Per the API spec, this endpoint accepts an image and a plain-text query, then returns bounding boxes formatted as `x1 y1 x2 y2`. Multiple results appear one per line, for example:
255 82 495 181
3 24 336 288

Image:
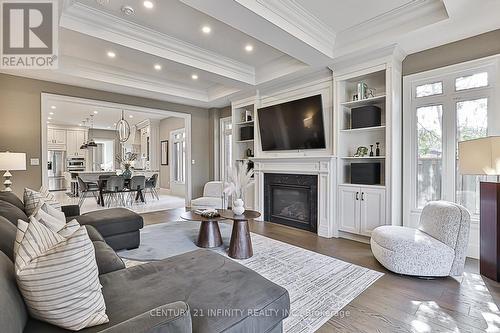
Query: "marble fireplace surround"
252 157 337 238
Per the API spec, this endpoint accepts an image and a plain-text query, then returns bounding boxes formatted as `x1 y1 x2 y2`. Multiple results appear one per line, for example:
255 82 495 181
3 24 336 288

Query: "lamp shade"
458 136 500 175
0 152 26 171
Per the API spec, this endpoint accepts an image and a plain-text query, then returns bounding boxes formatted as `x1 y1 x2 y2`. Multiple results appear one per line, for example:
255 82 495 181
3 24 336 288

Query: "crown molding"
329 44 407 74
335 0 448 49
247 0 336 58
256 55 308 85
60 2 256 85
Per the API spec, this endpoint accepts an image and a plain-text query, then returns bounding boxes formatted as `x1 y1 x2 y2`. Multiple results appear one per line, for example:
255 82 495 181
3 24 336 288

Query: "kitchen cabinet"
66 130 87 157
47 128 67 150
140 127 150 161
338 185 386 236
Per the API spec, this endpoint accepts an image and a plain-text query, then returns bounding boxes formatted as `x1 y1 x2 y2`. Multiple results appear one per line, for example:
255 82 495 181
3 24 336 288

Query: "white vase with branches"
224 160 254 215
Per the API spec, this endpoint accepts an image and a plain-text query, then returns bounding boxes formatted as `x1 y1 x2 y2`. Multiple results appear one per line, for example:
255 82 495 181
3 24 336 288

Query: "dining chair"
127 176 146 205
145 174 159 200
77 177 99 207
105 175 126 207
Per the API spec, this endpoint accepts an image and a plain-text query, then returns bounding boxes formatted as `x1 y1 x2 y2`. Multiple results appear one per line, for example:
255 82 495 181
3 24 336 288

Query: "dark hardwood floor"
141 208 500 332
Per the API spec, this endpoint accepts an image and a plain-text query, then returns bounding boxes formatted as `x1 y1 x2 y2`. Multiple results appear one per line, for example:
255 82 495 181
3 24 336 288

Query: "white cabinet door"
76 131 86 156
66 130 77 156
360 187 386 236
47 128 54 144
53 129 66 144
338 186 360 234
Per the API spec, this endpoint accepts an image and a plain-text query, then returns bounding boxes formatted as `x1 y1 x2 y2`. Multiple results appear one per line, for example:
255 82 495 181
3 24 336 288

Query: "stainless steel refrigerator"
48 150 66 191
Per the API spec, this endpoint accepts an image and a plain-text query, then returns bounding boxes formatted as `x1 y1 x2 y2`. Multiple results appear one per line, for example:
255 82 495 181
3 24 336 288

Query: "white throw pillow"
14 217 109 331
33 201 66 233
23 187 61 216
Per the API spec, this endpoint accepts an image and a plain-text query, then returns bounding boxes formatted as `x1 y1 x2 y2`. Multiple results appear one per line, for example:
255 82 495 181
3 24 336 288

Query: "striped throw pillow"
14 217 109 331
23 187 61 216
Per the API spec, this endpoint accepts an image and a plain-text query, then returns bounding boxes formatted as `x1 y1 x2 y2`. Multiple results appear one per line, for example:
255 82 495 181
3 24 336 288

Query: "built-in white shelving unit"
230 96 258 209
332 49 403 242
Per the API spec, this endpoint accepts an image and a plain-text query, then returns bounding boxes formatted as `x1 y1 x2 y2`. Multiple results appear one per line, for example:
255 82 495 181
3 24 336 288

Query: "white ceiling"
46 99 168 130
294 0 413 32
2 0 500 108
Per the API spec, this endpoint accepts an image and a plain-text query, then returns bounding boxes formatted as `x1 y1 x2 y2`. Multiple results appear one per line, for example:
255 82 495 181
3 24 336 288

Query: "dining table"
96 176 145 207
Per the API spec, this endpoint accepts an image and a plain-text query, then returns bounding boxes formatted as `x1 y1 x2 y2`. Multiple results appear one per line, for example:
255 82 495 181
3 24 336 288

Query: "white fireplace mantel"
252 156 338 238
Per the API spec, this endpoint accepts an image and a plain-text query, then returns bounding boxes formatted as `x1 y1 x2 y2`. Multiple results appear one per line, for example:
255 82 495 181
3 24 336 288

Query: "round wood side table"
219 209 261 259
180 210 225 248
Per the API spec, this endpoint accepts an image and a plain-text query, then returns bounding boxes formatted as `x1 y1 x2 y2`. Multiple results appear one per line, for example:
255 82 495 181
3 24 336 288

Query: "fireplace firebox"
264 173 318 232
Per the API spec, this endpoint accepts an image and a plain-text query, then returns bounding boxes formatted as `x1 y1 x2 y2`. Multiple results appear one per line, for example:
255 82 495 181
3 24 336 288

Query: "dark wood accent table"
180 211 224 248
219 210 261 259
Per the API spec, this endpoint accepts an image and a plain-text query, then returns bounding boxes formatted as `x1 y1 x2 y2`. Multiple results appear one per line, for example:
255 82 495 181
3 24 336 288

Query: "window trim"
170 128 186 185
219 116 232 182
403 55 499 228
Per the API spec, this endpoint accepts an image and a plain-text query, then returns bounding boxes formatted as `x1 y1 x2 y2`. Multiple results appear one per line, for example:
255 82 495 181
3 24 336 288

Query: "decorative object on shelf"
351 105 381 129
195 208 220 219
458 136 500 281
161 140 168 165
86 114 97 148
352 94 358 101
376 142 381 156
224 160 254 216
245 110 253 122
369 145 374 157
357 82 368 100
351 162 381 185
240 125 254 141
353 146 368 157
367 88 376 99
246 148 253 158
115 152 137 180
0 152 26 192
116 110 131 143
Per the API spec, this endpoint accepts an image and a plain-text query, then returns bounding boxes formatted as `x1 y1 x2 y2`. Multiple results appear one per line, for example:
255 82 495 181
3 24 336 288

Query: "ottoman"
70 208 143 251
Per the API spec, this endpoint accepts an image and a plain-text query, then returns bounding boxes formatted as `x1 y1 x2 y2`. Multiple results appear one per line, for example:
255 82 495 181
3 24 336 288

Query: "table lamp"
458 136 500 281
0 152 27 192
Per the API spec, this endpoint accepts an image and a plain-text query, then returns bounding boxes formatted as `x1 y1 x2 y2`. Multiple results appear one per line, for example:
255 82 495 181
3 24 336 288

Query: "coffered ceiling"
2 0 500 108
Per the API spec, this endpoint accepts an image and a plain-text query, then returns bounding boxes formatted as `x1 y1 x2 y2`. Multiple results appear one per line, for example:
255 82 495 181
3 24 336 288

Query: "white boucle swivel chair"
190 181 226 210
371 201 471 277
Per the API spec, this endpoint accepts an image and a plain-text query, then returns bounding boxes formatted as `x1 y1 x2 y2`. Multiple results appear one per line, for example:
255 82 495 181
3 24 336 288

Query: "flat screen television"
257 94 326 151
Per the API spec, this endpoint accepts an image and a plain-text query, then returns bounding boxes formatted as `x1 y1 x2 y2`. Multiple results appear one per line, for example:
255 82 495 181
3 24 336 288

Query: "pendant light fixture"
87 114 97 148
116 110 131 143
79 119 88 149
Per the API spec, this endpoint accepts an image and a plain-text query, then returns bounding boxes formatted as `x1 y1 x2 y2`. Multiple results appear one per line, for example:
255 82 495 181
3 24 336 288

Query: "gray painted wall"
403 29 500 75
0 73 211 198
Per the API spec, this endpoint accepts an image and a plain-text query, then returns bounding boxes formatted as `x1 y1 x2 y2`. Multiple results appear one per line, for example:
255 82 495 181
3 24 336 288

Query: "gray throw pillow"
0 192 24 211
0 201 28 226
0 216 16 261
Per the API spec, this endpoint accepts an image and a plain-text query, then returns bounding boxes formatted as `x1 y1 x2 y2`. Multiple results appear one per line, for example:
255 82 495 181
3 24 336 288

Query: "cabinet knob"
361 192 365 201
355 192 359 200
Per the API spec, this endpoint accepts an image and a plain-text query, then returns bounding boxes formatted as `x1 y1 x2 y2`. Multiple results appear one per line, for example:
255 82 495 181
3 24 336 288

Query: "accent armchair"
370 201 471 277
190 181 226 210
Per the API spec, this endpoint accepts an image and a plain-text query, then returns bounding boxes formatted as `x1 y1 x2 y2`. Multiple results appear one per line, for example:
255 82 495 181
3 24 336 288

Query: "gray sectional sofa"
0 192 290 333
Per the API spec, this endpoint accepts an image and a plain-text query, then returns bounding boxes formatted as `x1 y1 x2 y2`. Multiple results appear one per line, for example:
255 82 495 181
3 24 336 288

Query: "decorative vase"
232 198 245 215
122 165 132 180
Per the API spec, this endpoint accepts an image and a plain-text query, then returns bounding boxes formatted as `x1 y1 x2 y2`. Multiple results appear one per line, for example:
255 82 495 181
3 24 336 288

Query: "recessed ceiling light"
107 126 111 129
47 117 52 120
93 110 98 114
154 64 162 71
113 123 117 126
49 112 54 115
129 115 133 118
46 121 50 124
121 5 135 16
78 123 82 126
201 26 211 34
50 105 56 109
245 44 254 52
191 74 198 80
107 51 116 58
143 1 153 9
